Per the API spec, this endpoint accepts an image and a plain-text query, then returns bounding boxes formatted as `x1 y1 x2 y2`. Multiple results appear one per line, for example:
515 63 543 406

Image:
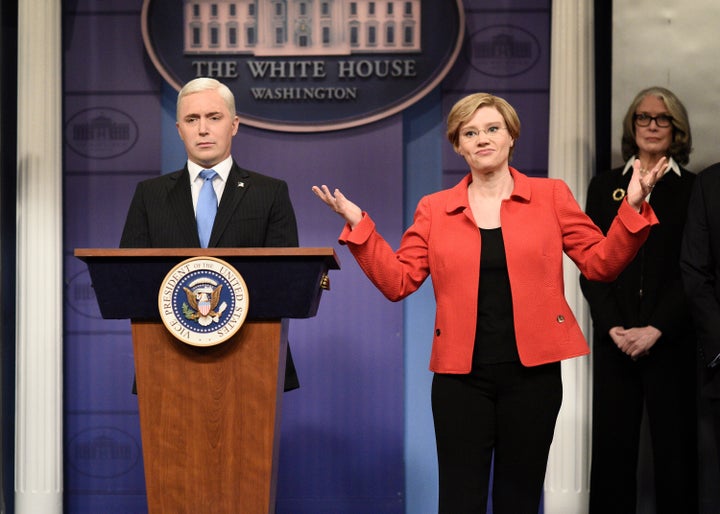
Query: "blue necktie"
196 169 218 248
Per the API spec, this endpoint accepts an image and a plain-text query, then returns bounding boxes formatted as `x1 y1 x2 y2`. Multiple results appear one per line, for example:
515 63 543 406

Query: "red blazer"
339 168 658 373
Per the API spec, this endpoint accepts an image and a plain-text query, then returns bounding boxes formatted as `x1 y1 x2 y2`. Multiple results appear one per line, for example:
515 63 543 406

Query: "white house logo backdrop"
158 256 249 346
141 0 465 132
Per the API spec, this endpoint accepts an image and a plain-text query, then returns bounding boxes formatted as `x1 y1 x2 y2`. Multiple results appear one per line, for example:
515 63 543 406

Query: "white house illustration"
183 0 421 56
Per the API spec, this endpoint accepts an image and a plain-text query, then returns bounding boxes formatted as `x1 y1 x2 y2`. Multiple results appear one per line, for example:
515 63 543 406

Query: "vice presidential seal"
158 257 249 347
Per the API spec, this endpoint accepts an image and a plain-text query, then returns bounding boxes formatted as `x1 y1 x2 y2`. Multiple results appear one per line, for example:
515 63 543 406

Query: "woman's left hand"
618 326 662 360
625 156 668 211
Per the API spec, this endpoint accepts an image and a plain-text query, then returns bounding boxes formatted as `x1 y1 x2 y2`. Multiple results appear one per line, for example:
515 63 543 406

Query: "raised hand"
625 156 667 211
311 184 363 229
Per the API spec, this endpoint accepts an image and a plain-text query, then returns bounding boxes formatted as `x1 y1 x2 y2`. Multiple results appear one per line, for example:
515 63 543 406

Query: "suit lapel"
209 163 250 247
168 167 202 246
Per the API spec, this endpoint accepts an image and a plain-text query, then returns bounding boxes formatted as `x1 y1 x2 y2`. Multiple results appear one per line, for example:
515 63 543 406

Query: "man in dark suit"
120 76 299 390
681 162 720 472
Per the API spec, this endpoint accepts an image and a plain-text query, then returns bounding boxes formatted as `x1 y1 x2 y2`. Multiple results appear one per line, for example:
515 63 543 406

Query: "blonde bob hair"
446 92 521 161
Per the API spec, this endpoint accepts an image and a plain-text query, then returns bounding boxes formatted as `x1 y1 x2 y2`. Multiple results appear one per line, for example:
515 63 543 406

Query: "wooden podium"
75 248 340 514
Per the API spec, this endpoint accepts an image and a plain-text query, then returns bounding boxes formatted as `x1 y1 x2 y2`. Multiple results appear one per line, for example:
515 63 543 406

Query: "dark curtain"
594 0 612 176
0 1 18 513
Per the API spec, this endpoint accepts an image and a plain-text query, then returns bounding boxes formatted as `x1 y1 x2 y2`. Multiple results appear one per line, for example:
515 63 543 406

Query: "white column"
545 1 594 513
15 0 64 512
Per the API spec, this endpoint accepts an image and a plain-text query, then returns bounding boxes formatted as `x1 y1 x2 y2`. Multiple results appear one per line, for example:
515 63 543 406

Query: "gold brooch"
612 188 626 202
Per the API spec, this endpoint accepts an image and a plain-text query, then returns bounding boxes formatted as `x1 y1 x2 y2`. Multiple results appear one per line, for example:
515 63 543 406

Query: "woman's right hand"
312 185 363 229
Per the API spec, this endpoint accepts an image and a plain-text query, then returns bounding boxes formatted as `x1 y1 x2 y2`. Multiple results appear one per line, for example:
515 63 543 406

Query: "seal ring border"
158 256 249 347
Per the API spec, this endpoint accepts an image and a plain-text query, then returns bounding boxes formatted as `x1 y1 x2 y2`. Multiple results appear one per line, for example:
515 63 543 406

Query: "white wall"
613 1 720 172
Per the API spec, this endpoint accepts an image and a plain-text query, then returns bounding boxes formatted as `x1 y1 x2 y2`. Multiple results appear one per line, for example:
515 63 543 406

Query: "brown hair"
620 86 692 165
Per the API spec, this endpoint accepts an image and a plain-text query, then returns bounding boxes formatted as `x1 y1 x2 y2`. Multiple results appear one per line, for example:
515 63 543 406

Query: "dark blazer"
584 164 699 514
580 165 695 341
120 162 298 248
120 161 300 390
681 163 720 398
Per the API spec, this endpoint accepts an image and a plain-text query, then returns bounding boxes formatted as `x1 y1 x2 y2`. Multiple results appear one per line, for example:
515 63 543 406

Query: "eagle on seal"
183 284 223 320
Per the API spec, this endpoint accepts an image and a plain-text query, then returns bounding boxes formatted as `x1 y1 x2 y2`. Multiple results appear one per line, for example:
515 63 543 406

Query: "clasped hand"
609 325 662 360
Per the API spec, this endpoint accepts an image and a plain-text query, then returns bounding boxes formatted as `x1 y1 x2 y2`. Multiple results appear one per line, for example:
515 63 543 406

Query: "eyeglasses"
460 126 508 140
633 113 673 128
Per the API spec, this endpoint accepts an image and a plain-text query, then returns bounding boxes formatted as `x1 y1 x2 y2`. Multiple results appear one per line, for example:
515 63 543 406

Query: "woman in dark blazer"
313 92 662 514
581 87 697 514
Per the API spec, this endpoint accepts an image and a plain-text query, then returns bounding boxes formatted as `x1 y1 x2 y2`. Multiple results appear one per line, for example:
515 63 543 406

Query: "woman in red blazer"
313 93 663 514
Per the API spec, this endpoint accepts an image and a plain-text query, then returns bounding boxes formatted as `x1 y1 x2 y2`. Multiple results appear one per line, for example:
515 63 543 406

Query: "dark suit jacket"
120 162 298 248
580 165 695 342
681 163 720 398
120 161 300 390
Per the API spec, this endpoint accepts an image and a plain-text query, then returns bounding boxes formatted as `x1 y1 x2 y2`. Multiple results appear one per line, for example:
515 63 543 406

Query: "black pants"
431 361 562 514
589 337 698 514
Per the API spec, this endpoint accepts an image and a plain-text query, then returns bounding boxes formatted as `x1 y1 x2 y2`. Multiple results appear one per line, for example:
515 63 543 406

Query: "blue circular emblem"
141 0 465 132
68 426 141 478
64 107 139 159
159 257 249 346
465 25 541 78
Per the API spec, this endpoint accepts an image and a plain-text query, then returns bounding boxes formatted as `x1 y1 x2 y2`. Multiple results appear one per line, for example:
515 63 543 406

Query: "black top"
472 227 519 366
